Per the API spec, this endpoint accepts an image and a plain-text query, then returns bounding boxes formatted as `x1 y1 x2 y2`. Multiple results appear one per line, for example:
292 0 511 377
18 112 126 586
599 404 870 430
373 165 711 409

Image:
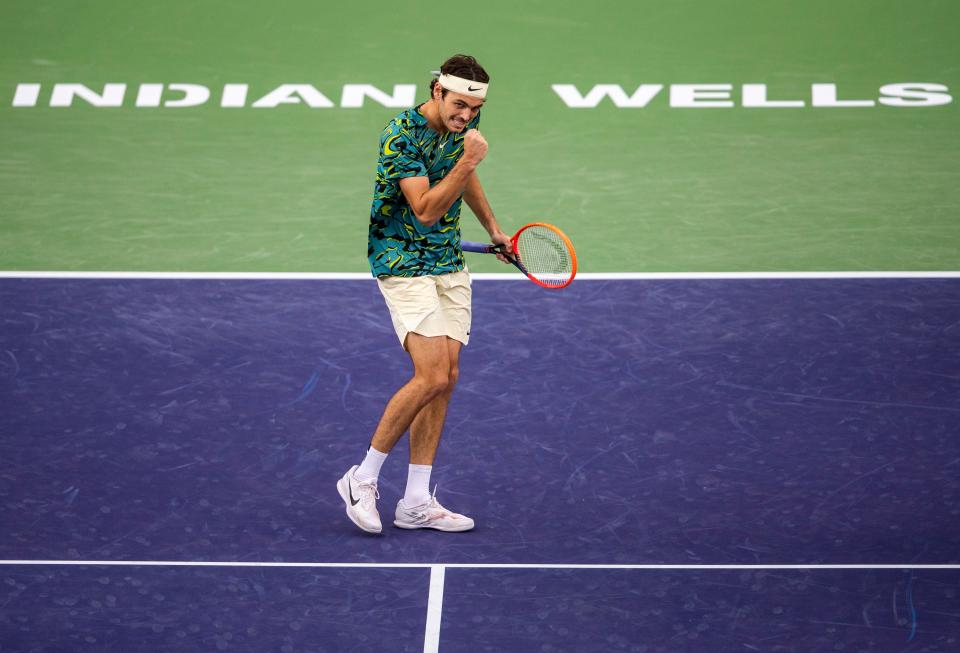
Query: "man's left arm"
463 172 513 261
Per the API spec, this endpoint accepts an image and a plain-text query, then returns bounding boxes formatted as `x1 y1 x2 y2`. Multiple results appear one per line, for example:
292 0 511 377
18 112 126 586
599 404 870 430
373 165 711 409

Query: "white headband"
437 74 488 99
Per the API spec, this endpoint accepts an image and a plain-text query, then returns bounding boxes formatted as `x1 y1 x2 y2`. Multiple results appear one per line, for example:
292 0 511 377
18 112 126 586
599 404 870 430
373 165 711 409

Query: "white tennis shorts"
377 270 472 349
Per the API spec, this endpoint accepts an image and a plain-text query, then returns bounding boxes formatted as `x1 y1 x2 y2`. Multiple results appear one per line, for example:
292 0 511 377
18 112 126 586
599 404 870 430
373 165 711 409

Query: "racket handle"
461 241 499 254
461 240 528 275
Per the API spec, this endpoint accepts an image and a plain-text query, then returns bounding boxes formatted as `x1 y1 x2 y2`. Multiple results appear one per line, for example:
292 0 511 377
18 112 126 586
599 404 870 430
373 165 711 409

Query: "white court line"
424 565 445 653
7 559 956 653
0 271 959 280
0 560 958 569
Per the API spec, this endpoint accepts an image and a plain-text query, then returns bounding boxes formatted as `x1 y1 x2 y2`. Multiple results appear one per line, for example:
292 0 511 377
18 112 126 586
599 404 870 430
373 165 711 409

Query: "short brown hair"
430 54 490 96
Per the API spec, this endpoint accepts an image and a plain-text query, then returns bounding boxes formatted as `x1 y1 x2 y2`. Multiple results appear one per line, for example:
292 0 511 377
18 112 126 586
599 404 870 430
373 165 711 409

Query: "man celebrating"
337 54 511 534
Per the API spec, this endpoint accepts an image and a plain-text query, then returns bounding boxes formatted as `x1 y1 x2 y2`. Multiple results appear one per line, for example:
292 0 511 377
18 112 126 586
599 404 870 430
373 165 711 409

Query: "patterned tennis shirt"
367 104 480 277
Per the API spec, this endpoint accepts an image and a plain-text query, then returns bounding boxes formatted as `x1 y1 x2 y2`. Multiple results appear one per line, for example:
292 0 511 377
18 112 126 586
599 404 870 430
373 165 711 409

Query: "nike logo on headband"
438 74 488 98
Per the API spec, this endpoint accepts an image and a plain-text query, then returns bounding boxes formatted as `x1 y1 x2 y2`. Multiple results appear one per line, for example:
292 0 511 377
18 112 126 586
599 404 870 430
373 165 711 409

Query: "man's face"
435 87 484 133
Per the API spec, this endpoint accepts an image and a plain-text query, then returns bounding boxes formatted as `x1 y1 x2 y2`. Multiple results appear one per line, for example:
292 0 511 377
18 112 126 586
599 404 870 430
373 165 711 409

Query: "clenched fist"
462 129 488 165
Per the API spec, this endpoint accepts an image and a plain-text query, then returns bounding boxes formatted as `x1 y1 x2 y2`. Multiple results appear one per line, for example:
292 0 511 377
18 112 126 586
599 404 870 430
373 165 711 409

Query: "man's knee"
415 368 450 399
407 334 460 398
414 365 458 399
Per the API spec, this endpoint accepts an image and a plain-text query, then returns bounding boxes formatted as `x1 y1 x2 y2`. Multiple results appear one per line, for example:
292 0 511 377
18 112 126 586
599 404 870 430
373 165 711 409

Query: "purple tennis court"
2 277 959 650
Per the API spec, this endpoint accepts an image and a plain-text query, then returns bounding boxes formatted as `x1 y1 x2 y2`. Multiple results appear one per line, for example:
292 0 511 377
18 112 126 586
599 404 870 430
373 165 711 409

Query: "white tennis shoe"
394 489 475 532
337 466 382 534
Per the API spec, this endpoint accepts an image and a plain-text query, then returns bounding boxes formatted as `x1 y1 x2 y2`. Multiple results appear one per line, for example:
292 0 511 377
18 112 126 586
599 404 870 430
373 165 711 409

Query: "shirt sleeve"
379 126 427 180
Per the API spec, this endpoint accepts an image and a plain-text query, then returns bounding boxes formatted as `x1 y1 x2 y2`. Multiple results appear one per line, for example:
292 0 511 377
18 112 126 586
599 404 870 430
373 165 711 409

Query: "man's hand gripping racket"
462 222 578 289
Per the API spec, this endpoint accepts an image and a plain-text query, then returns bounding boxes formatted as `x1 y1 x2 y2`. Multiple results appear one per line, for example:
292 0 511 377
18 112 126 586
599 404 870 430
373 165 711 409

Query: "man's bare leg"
338 333 454 534
399 337 461 510
369 333 455 455
409 337 461 465
394 335 473 531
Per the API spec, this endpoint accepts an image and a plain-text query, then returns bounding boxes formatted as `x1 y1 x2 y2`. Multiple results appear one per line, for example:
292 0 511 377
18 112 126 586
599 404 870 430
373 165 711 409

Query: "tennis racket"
462 222 577 289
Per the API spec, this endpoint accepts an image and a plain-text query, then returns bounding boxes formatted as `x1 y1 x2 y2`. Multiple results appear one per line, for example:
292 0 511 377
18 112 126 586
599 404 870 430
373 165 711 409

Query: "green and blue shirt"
368 105 480 277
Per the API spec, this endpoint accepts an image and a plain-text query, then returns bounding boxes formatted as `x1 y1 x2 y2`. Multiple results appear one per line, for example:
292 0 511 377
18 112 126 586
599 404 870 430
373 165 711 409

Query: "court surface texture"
2 274 959 651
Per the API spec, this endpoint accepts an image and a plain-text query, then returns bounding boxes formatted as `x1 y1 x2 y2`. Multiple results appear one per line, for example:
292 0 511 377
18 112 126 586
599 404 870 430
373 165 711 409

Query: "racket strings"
515 226 574 287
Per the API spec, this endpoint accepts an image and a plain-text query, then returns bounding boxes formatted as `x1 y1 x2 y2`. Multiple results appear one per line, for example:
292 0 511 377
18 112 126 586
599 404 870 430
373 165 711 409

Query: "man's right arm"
399 129 488 227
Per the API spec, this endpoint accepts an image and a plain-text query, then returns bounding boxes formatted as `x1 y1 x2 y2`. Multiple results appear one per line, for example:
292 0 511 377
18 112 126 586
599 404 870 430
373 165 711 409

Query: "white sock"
403 464 432 507
354 446 388 484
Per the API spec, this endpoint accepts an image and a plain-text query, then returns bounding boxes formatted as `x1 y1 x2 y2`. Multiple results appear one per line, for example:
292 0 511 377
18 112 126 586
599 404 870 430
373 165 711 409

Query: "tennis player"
337 54 512 534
